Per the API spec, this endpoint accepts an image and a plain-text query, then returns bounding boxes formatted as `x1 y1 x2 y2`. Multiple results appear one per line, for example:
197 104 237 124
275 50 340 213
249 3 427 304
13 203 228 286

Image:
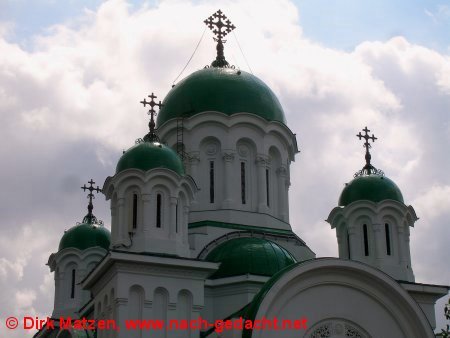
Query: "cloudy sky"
0 0 449 336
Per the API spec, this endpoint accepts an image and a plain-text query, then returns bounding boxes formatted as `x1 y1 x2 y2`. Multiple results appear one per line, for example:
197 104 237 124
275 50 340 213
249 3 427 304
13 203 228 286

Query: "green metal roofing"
339 174 404 206
156 67 286 126
59 223 111 251
205 237 296 279
242 261 303 338
116 142 184 175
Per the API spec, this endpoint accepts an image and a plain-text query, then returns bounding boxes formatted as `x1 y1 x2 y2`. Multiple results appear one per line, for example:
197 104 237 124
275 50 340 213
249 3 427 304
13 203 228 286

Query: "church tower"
327 127 417 281
48 180 111 318
103 93 197 257
156 10 314 263
82 93 217 338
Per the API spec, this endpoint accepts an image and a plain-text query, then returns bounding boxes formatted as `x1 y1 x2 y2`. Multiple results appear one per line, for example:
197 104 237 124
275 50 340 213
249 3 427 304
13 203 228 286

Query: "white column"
256 155 269 213
188 152 200 180
142 194 151 234
188 153 200 208
222 150 235 209
117 198 127 245
336 225 346 258
348 226 358 260
276 166 288 221
372 223 383 268
53 271 63 316
397 226 407 266
182 206 190 245
110 202 118 245
169 197 178 240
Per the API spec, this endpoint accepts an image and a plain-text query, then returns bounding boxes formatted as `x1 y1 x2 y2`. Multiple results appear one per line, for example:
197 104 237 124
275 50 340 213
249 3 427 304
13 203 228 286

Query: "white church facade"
34 10 448 338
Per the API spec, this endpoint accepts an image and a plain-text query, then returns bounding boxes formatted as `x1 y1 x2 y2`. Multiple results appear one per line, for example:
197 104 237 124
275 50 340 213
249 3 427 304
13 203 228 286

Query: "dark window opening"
266 169 270 207
363 224 369 256
241 162 246 204
156 194 162 228
132 194 138 229
347 232 351 259
385 223 391 256
209 161 214 203
71 269 75 299
175 203 178 233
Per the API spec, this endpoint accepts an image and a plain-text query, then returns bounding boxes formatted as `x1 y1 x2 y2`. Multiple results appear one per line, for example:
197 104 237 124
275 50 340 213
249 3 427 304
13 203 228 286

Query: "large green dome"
59 223 111 251
339 174 404 206
156 67 286 126
116 142 184 175
205 237 296 279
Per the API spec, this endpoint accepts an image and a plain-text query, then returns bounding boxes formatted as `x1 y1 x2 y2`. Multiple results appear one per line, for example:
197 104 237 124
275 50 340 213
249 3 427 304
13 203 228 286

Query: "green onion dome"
205 237 296 279
156 67 286 126
59 223 111 251
339 174 404 206
116 142 184 175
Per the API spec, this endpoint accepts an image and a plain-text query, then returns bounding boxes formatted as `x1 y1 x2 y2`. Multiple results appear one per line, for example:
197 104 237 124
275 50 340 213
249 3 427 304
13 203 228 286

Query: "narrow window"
175 203 178 233
385 223 391 256
71 269 75 299
156 194 162 228
209 161 214 203
266 169 270 207
132 194 138 229
241 162 246 204
363 224 369 256
347 232 351 259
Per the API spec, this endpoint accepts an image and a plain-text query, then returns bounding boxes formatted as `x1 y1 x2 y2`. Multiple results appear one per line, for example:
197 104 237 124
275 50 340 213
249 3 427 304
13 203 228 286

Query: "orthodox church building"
34 10 448 338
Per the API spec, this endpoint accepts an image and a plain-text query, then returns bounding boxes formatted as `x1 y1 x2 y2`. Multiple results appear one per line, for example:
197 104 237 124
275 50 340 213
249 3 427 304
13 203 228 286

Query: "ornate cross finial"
354 126 384 177
204 10 235 68
140 92 163 143
357 126 377 154
80 179 103 225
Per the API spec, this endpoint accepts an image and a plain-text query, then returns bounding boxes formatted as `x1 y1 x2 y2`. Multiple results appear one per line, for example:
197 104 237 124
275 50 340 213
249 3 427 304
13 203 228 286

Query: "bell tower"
103 93 197 257
327 127 417 282
49 179 110 318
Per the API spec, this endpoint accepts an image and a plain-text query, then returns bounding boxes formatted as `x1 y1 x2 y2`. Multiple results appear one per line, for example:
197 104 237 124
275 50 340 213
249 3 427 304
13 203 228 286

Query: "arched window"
209 161 215 203
156 194 162 228
266 168 270 207
385 223 391 256
70 269 75 299
175 203 178 233
127 190 140 231
241 162 246 204
347 231 351 259
132 194 138 229
363 224 369 256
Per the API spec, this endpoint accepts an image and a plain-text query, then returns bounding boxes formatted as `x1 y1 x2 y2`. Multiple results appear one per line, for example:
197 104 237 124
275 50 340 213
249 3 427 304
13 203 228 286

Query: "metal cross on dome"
357 126 377 153
204 9 236 41
140 92 163 142
354 126 384 177
81 179 103 225
204 10 235 68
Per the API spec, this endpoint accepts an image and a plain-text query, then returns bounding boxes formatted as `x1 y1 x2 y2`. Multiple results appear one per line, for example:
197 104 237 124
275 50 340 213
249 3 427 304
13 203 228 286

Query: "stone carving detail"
308 319 369 338
255 155 269 166
238 144 249 157
345 324 363 337
222 151 235 162
206 142 218 156
310 323 331 338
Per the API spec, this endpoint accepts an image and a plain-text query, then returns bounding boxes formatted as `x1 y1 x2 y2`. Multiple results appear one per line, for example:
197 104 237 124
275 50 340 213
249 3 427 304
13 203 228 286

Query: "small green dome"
205 237 296 279
339 174 404 206
59 223 111 251
116 142 184 175
156 67 286 126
